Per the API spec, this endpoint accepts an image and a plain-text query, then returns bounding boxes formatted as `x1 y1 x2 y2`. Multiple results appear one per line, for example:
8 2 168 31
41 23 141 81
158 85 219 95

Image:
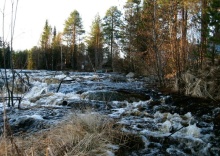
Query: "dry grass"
0 112 144 156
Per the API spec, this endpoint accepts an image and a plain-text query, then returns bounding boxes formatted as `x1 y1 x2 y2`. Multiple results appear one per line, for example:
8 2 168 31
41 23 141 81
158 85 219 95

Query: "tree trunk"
200 0 208 68
181 5 188 71
153 0 164 87
111 15 114 70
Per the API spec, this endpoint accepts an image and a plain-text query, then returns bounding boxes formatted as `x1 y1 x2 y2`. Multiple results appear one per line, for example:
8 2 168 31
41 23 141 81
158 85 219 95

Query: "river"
0 70 219 155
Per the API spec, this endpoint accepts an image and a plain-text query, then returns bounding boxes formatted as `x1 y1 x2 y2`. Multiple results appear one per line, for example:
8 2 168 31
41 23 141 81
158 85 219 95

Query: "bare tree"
1 0 19 107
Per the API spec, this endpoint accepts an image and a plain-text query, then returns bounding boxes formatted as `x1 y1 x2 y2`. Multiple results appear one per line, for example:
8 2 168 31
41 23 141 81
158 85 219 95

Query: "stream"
0 70 220 156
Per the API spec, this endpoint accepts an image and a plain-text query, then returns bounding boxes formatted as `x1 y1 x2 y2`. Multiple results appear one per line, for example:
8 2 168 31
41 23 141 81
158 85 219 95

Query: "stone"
10 116 48 134
214 113 220 135
81 90 151 103
126 72 135 78
110 75 127 82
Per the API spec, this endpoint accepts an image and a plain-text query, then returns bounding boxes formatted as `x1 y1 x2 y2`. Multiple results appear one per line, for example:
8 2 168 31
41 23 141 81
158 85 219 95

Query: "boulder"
44 78 60 84
81 90 150 103
10 115 49 134
110 75 127 82
126 72 135 78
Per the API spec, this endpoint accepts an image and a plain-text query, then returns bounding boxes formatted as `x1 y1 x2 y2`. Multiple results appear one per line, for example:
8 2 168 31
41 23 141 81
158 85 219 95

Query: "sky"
0 0 126 51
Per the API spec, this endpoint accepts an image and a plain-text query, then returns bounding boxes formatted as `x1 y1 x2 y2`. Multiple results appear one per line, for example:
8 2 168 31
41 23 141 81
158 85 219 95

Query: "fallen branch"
0 97 22 109
56 77 74 93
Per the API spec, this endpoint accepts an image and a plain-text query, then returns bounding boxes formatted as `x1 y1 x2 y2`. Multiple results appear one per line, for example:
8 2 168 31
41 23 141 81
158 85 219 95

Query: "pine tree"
122 0 142 72
86 14 103 71
200 0 209 67
27 50 33 69
63 10 84 70
207 0 220 64
51 31 63 70
102 6 122 70
40 20 52 69
140 0 171 86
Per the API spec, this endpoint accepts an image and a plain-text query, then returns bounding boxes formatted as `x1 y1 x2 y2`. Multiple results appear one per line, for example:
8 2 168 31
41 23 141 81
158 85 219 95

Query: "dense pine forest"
1 0 220 87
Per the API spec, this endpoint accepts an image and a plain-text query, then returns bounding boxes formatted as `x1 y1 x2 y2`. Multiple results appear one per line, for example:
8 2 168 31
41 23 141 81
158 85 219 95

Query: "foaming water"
0 71 219 155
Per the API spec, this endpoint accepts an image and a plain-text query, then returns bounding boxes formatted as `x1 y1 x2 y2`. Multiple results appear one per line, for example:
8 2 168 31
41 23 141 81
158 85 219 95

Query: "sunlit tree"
86 14 104 71
122 0 143 72
40 20 52 69
63 10 84 70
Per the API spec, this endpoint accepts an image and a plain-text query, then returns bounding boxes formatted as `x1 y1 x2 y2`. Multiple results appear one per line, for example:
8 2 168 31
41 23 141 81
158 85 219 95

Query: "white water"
0 70 219 156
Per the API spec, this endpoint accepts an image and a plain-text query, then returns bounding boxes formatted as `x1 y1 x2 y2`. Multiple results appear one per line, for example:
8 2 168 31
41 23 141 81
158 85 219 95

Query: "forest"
1 1 220 155
0 0 220 87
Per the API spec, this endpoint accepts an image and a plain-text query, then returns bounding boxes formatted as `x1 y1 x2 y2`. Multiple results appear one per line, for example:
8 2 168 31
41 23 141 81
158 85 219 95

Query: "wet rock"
148 100 161 109
116 89 151 101
148 142 162 148
63 100 91 110
110 75 127 82
210 147 220 155
166 148 186 156
90 74 100 81
44 78 60 84
63 71 70 76
164 96 173 104
61 100 68 106
81 90 150 103
130 110 142 116
137 105 147 111
10 116 49 134
126 72 135 78
160 120 172 133
116 102 128 108
96 101 112 110
214 113 220 135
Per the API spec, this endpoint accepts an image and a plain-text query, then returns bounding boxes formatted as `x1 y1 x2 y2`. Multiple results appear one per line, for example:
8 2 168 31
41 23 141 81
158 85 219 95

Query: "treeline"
1 0 220 86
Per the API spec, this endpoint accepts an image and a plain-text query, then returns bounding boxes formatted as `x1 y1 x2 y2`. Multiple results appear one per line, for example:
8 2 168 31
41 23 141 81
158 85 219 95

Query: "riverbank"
0 71 219 155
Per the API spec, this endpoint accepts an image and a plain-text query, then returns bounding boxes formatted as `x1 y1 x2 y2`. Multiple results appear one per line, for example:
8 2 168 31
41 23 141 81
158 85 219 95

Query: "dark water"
0 71 219 155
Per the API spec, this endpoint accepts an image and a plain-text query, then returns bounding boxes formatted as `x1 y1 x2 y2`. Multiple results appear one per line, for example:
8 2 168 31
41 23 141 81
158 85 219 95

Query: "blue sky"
0 0 125 51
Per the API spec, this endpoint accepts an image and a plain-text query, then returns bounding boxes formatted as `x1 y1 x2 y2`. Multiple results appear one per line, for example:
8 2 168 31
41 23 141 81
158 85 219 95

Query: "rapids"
0 70 219 155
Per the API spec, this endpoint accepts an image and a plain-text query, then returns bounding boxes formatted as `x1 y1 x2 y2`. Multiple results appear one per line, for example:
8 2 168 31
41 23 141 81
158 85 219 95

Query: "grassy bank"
0 112 144 156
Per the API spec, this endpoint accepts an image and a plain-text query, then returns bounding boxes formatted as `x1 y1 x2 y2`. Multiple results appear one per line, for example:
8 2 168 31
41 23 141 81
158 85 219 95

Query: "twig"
166 126 185 138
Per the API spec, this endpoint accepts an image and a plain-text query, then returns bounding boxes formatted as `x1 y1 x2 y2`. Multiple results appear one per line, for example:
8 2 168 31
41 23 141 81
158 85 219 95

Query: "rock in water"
110 75 127 82
186 123 201 137
214 113 220 135
126 72 135 78
161 120 172 133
